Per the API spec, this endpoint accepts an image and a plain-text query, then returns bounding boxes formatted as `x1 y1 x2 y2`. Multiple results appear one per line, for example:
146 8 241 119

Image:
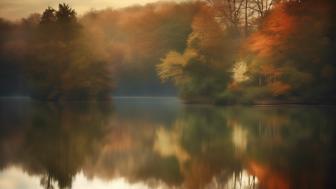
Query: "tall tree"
56 3 76 23
40 7 56 24
249 0 276 17
204 0 246 31
24 4 115 100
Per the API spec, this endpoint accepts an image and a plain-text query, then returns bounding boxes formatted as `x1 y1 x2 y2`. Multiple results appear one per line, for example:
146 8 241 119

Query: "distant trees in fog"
0 0 335 103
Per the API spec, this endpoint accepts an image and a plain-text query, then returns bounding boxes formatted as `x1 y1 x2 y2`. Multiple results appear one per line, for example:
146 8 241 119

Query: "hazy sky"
0 0 188 20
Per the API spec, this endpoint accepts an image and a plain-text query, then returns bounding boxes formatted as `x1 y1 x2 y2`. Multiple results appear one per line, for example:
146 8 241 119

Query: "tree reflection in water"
0 99 335 189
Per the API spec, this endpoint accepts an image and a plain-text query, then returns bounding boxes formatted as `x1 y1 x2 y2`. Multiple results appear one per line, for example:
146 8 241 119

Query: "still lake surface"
0 97 336 189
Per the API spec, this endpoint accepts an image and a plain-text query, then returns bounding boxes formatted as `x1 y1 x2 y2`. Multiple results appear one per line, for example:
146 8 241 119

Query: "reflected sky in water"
0 97 336 189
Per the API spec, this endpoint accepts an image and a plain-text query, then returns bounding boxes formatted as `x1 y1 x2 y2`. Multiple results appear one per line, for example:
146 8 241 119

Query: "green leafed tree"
24 4 115 100
157 3 240 103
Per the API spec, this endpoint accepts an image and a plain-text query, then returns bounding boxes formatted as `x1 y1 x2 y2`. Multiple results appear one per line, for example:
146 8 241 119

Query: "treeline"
0 0 335 102
0 4 115 100
158 0 336 104
0 2 199 99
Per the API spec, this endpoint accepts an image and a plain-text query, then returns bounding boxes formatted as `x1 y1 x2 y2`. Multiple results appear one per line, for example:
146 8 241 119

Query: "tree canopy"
0 1 335 103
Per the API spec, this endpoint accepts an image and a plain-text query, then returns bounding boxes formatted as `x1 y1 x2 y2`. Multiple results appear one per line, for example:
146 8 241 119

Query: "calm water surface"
0 97 336 189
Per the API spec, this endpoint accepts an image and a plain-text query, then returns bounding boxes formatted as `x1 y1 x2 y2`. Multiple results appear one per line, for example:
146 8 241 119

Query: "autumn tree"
249 0 276 17
243 0 336 102
204 0 246 33
24 4 115 100
203 0 278 36
157 4 237 102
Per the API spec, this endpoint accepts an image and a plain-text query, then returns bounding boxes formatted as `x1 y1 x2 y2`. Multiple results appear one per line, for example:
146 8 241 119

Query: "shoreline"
0 96 336 106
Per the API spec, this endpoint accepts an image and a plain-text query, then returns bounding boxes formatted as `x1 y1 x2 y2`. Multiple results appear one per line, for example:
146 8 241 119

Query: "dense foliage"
158 0 336 104
0 0 335 103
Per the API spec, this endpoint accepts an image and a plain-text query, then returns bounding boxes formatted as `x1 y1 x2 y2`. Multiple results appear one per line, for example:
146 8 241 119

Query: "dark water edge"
1 97 336 189
2 96 336 106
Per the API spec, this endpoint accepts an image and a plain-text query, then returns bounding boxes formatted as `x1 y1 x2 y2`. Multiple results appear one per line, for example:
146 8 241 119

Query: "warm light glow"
153 126 190 164
0 0 189 20
225 170 259 189
232 61 249 83
72 173 152 189
232 123 248 152
0 167 42 189
0 167 168 189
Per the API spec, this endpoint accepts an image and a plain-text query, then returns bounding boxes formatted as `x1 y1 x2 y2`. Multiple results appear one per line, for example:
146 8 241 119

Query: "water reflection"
0 98 336 189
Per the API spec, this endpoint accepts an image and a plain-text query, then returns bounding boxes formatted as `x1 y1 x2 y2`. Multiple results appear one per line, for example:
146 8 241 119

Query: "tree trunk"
245 0 248 37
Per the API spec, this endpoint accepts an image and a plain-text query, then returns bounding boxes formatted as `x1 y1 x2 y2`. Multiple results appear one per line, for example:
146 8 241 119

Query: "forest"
0 0 335 103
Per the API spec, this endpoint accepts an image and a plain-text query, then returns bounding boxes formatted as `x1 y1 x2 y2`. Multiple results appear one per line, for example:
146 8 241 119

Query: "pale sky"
0 0 188 20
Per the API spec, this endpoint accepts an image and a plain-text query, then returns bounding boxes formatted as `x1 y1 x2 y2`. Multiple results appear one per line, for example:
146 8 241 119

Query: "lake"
0 97 336 189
